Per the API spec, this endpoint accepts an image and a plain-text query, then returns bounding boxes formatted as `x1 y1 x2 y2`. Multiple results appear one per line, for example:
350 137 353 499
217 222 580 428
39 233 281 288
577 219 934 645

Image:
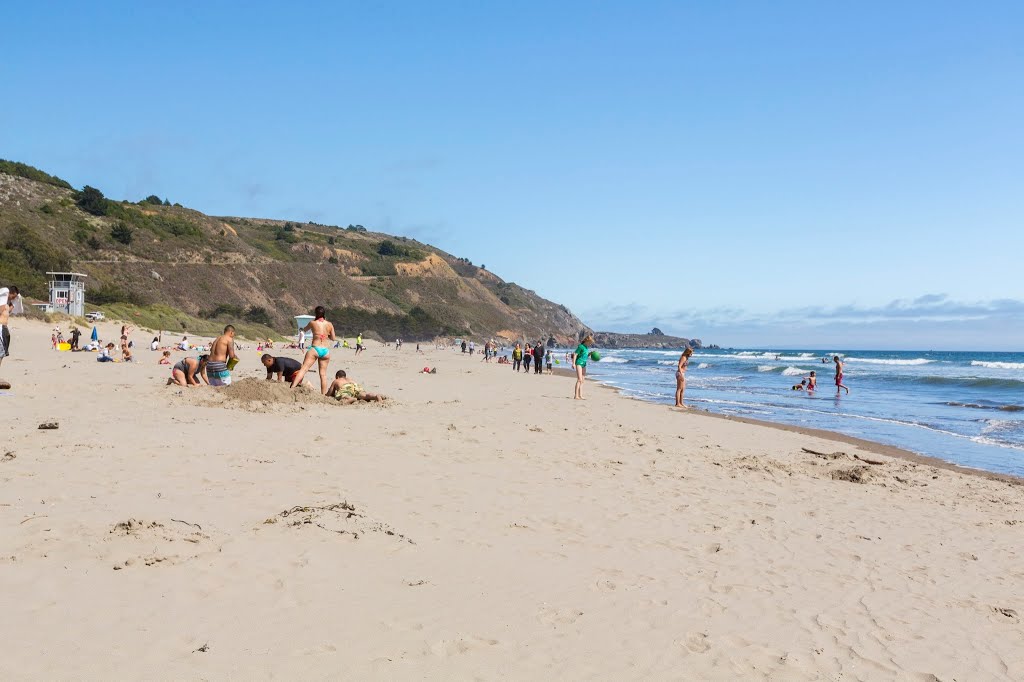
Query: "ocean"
571 348 1024 476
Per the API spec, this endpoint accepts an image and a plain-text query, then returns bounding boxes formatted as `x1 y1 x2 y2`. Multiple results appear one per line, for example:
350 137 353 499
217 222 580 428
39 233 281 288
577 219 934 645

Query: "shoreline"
589 374 1024 485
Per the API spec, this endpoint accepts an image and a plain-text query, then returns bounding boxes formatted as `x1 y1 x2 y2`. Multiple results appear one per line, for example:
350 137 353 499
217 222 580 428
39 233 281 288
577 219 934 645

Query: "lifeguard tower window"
47 272 88 317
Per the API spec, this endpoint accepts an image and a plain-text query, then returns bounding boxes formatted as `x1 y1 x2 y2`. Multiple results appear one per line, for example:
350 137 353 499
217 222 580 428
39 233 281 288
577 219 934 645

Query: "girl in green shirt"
573 335 595 400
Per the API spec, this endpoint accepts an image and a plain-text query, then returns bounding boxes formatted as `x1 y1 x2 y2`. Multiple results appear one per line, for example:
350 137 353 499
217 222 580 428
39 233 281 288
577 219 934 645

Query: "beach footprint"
679 631 710 654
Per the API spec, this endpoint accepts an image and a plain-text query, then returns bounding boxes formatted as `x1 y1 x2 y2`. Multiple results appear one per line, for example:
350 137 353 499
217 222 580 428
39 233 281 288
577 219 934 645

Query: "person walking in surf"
834 356 850 395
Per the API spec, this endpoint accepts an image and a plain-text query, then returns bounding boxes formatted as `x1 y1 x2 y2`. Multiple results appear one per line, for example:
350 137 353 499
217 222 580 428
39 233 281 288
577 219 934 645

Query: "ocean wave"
697 363 711 369
846 357 933 365
917 376 1024 390
757 365 780 372
782 367 807 376
971 360 1024 370
943 401 1024 413
599 356 629 364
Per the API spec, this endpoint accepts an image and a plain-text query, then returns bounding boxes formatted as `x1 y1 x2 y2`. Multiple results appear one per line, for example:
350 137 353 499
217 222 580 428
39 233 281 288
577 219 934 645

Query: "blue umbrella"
91 326 99 342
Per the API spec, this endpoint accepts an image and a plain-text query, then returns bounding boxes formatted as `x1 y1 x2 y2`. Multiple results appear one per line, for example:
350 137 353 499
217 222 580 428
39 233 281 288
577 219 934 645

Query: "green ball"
589 350 601 361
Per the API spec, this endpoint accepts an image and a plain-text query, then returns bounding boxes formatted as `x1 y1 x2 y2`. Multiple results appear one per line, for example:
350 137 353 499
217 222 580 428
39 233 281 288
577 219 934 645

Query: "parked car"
85 311 105 321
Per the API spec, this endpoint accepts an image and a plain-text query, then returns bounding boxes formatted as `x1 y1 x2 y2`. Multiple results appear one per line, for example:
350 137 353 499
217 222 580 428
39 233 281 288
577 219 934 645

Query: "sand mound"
200 378 338 412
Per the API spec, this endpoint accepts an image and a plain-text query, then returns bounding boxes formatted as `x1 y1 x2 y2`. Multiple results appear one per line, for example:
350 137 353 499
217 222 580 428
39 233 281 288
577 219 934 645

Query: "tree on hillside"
76 186 108 216
111 222 134 245
377 240 399 256
142 195 163 205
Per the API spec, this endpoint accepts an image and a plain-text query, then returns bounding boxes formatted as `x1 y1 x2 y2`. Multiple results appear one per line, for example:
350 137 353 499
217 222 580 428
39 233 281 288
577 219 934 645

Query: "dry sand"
2 318 1023 680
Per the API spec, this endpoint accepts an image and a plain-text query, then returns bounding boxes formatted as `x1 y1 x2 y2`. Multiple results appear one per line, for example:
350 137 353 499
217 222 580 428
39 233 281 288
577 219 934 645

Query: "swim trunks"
313 346 329 359
206 360 232 386
334 382 362 400
835 373 843 386
0 324 9 359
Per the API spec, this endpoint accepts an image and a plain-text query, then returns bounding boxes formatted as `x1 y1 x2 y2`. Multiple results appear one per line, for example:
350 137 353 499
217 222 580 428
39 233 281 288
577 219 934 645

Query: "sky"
3 1 1023 349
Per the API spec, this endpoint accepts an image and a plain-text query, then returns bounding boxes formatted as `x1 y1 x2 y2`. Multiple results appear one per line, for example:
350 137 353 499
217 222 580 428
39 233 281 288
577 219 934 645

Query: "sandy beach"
2 318 1023 681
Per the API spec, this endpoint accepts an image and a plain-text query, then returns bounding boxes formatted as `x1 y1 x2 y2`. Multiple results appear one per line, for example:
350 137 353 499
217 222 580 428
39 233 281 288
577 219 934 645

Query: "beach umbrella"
91 326 99 342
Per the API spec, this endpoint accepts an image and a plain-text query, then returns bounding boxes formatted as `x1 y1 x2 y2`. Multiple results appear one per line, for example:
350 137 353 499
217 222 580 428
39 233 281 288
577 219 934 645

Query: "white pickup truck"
85 311 105 322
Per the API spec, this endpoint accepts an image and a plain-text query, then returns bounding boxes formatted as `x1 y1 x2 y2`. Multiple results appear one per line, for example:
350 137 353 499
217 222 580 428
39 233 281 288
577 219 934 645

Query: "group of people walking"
510 341 553 374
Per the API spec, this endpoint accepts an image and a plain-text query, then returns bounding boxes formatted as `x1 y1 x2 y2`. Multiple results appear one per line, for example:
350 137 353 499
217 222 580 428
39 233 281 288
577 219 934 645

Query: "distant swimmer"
675 347 693 407
291 306 335 394
834 356 850 395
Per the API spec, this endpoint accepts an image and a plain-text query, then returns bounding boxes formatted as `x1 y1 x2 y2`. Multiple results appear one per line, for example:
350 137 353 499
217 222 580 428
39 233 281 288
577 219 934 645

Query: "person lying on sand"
328 370 386 404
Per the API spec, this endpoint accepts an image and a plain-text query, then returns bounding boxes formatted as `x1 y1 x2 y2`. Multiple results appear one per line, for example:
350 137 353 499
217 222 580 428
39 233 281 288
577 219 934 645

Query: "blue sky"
3 2 1022 349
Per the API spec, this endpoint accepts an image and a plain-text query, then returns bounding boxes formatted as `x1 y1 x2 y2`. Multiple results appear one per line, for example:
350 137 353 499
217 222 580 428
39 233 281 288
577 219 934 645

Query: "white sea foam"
846 357 933 366
972 360 1024 370
757 365 779 372
782 367 807 376
600 356 629 364
697 363 711 369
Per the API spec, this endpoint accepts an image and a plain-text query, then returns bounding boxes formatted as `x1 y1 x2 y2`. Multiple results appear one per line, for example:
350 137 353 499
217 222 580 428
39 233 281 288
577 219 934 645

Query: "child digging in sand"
328 370 386 404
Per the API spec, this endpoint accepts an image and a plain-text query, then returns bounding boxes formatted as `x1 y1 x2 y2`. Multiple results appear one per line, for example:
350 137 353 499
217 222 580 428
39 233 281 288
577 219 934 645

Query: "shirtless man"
834 356 850 395
290 306 335 394
0 286 22 386
206 325 238 386
327 369 386 404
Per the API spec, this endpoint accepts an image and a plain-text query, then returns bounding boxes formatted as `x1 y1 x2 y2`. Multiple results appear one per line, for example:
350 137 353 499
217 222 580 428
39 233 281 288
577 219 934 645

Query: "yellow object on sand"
58 342 71 351
226 357 240 370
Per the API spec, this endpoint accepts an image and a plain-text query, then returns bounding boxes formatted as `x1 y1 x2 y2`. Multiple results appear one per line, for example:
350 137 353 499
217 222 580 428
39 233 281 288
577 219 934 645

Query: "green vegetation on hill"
0 159 73 189
0 161 590 342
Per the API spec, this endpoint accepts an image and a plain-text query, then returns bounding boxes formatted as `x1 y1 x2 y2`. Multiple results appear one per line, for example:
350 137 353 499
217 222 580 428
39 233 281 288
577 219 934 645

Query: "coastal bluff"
592 329 701 349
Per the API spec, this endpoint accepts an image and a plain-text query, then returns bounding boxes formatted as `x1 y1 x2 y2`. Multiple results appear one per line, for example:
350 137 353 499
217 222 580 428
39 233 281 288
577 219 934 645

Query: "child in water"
807 371 816 391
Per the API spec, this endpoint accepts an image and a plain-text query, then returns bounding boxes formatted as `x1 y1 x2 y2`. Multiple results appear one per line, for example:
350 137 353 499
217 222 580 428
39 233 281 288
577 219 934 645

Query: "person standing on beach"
533 342 545 374
573 335 594 400
291 306 335 394
834 356 850 395
0 286 22 378
355 334 364 355
674 347 693 407
206 325 238 386
512 343 523 371
523 345 533 373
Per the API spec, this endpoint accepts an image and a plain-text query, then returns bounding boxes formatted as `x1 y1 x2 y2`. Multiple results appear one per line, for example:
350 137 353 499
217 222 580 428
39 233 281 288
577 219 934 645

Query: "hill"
0 161 589 343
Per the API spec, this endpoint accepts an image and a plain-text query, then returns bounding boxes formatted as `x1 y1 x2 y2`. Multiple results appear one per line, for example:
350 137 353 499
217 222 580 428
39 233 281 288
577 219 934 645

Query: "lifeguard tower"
47 272 87 317
294 314 314 343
